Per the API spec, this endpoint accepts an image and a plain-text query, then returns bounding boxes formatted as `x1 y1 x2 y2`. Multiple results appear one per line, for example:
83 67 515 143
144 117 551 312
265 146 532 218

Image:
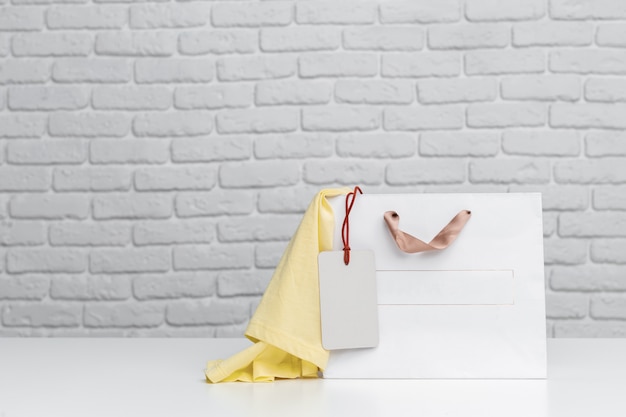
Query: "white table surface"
1 338 625 417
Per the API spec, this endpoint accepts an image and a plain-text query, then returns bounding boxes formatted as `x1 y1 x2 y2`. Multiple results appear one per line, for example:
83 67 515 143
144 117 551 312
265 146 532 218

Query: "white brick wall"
0 0 625 338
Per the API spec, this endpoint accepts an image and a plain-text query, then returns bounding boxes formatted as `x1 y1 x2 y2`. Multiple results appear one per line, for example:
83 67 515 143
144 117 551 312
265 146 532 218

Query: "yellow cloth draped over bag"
205 188 351 383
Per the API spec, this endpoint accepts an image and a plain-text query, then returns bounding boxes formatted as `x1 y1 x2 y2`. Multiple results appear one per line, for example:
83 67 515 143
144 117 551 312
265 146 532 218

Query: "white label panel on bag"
376 269 514 305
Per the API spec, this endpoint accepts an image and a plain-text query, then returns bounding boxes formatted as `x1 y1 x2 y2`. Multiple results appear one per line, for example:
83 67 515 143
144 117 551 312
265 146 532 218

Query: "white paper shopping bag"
323 193 547 379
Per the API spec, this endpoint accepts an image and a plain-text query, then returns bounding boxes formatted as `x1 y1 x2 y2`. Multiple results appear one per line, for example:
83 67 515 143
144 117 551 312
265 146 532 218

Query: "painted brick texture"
0 0 625 338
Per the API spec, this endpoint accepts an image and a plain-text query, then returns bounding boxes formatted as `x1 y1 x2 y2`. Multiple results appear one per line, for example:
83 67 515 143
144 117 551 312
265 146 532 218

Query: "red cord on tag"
341 186 363 265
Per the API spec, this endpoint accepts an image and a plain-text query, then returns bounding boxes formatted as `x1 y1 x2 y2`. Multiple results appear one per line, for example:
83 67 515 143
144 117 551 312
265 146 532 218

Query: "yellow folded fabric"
205 188 351 383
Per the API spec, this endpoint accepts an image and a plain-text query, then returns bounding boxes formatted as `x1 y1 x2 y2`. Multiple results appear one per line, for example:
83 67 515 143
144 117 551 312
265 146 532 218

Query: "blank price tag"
318 250 379 350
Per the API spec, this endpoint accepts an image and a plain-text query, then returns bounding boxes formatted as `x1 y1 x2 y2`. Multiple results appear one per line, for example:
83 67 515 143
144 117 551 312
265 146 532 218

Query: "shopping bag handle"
383 210 471 253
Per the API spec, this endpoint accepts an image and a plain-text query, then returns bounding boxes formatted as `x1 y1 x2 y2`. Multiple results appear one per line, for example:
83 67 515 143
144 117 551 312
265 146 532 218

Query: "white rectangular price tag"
318 250 379 350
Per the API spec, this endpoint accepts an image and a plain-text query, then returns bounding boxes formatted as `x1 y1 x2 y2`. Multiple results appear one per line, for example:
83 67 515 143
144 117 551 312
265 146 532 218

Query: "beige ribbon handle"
383 210 472 253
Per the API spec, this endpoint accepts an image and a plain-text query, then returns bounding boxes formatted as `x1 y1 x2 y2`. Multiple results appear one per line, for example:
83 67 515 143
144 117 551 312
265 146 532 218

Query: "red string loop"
341 186 363 265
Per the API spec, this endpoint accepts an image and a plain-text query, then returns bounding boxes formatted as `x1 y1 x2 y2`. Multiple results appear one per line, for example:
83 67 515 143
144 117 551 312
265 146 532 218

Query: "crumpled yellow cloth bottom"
205 342 319 382
205 188 351 383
